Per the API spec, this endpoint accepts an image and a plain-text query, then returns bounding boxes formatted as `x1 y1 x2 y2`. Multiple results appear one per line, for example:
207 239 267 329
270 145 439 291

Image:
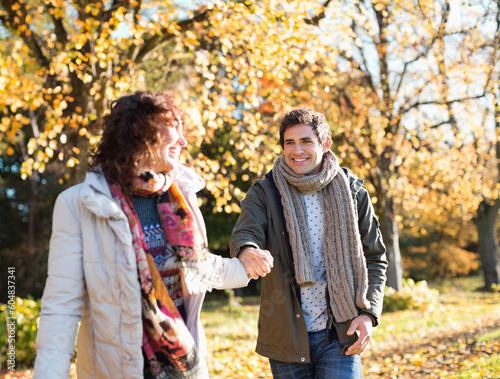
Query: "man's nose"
294 143 304 153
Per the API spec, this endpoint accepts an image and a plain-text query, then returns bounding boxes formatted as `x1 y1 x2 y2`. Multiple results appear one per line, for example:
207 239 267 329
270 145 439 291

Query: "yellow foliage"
0 0 497 237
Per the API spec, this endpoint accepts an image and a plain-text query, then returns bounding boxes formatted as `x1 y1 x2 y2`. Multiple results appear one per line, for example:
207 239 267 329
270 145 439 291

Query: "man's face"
283 124 332 176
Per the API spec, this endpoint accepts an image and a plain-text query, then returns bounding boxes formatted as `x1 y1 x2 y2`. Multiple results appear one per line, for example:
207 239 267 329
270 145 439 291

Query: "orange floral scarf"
107 171 207 377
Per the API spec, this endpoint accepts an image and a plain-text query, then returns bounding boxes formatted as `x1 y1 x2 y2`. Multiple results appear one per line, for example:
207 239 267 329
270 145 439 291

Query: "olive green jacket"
230 169 388 363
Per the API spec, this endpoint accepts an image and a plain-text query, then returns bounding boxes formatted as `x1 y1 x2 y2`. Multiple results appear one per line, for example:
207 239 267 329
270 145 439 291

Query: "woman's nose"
178 133 187 147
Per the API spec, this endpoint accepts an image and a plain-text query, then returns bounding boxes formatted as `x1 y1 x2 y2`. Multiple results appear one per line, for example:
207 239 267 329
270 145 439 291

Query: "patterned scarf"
107 171 207 378
272 151 370 323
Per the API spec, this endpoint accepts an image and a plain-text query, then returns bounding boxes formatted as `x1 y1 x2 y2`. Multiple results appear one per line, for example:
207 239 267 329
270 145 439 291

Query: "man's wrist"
359 311 377 326
237 245 254 258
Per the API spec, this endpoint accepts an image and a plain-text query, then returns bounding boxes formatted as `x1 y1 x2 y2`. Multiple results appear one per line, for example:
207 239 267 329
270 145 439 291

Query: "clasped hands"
238 247 274 280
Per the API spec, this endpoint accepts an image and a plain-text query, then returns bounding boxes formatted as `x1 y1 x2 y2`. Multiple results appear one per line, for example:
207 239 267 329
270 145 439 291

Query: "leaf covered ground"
2 276 499 378
201 276 500 378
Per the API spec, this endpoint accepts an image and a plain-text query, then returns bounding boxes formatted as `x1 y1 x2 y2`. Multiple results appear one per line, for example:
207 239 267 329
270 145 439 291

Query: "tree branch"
131 6 210 64
0 0 51 68
101 0 128 25
132 0 141 26
43 3 68 45
394 6 445 96
352 14 378 96
402 93 488 114
304 0 332 25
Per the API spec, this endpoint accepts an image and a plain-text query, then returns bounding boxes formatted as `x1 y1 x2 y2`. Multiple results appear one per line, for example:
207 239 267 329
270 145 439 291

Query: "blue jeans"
269 330 362 379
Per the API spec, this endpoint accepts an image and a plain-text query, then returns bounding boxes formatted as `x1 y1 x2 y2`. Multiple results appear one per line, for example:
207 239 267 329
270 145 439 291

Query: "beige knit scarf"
272 150 370 323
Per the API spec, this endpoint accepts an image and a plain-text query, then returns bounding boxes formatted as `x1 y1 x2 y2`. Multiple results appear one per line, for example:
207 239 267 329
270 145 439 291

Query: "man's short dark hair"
279 106 331 147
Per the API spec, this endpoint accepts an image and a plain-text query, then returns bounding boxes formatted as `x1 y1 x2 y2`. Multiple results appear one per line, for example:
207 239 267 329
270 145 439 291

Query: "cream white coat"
33 166 249 378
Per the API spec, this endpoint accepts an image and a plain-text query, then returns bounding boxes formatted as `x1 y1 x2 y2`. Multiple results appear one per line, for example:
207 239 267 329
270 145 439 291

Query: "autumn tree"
0 0 221 179
0 0 327 215
178 0 499 290
0 0 220 297
163 1 326 214
473 0 500 289
2 0 498 296
0 0 326 295
286 0 498 290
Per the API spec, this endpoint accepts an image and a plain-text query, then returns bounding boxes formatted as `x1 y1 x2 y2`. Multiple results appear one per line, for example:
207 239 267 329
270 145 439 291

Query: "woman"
33 91 265 378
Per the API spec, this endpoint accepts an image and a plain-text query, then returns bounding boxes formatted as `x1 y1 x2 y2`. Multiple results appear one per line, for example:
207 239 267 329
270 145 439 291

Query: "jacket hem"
256 343 310 364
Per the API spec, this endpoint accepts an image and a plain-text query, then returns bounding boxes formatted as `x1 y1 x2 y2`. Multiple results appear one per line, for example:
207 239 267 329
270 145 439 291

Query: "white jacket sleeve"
175 165 250 293
181 254 250 295
33 191 85 379
206 253 250 290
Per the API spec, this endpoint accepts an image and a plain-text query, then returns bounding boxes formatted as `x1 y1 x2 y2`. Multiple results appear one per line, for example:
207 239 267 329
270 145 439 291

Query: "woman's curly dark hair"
89 91 186 189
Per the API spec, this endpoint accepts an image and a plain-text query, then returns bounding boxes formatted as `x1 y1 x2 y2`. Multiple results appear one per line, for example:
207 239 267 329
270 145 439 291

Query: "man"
230 107 387 378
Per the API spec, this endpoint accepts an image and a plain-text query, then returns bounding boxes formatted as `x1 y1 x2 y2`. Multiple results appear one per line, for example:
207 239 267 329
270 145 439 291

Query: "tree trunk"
475 198 500 289
24 173 39 294
380 201 403 291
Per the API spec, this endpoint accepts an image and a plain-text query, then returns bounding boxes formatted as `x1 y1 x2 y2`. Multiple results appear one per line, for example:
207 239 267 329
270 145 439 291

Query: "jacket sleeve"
181 253 250 294
207 254 250 289
229 183 268 258
356 186 388 326
178 172 250 291
33 191 85 379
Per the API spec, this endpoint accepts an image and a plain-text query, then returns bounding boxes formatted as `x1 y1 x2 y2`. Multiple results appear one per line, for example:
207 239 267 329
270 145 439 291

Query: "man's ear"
322 136 332 152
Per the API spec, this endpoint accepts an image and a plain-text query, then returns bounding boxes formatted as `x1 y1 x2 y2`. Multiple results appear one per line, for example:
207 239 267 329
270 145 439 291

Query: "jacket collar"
341 167 365 196
79 170 126 220
173 164 205 195
79 165 205 220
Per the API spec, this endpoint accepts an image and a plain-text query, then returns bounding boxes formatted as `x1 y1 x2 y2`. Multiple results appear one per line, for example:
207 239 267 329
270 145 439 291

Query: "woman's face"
147 120 187 173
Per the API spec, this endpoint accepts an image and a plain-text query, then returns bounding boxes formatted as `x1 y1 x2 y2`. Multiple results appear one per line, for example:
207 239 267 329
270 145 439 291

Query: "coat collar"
79 171 125 220
342 167 365 196
78 165 205 220
173 164 205 195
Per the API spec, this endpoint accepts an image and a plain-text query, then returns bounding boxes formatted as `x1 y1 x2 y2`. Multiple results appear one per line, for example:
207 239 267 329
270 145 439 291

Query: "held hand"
345 314 373 356
238 247 273 279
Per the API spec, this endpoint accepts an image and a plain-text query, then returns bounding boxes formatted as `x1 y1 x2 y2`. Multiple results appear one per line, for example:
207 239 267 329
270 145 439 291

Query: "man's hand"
345 314 373 356
238 247 273 279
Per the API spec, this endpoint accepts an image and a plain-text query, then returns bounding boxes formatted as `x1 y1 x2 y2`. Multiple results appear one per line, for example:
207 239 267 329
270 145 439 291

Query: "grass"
452 354 500 378
2 275 499 379
201 275 500 378
477 328 500 343
201 295 270 378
